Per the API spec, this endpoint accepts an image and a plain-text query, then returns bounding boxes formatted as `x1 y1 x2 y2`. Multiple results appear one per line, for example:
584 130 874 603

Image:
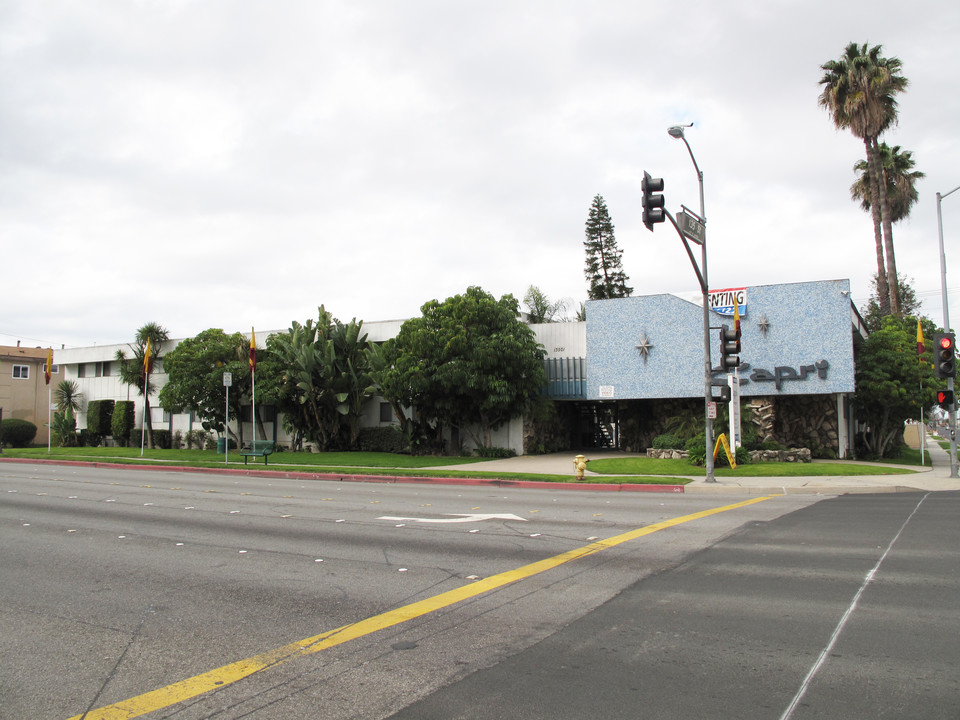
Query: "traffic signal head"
937 389 954 409
641 171 665 231
717 385 732 403
934 333 956 378
719 324 741 372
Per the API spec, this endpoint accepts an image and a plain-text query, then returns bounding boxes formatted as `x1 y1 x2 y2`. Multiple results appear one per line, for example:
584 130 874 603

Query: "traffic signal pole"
937 185 960 478
663 208 715 483
648 124 715 482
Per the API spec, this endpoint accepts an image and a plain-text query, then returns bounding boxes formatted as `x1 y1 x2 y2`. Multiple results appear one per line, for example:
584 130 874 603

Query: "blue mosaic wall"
585 279 856 400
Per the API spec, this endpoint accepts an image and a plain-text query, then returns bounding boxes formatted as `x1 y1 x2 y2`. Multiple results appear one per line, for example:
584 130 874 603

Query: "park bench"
239 440 275 465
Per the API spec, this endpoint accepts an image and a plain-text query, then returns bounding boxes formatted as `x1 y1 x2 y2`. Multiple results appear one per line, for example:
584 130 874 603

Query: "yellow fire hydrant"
574 454 588 481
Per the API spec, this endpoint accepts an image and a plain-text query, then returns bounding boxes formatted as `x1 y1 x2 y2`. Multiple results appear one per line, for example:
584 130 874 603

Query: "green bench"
239 440 275 465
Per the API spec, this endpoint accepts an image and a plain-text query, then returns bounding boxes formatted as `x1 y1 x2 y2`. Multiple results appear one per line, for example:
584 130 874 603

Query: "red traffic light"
941 336 954 350
937 389 954 408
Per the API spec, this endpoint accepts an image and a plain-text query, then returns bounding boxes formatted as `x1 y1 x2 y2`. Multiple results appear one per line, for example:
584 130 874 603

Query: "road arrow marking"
377 513 527 524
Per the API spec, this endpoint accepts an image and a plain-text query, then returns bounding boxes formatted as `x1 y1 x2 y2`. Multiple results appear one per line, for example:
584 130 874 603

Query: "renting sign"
709 287 746 317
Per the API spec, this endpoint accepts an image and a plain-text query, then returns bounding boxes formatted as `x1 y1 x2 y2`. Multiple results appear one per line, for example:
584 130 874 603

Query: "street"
1 462 957 719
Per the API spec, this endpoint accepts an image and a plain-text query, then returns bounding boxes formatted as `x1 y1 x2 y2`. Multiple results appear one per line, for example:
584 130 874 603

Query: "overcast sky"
2 0 958 349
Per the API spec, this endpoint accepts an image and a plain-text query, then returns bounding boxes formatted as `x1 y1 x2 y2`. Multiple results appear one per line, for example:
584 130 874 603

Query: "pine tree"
583 194 632 300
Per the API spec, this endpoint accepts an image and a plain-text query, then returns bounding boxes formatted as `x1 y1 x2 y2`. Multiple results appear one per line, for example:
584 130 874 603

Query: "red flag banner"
249 328 257 372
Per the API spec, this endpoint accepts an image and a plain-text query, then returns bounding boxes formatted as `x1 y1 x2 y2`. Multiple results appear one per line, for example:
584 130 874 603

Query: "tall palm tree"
115 322 170 448
819 42 908 316
851 144 924 224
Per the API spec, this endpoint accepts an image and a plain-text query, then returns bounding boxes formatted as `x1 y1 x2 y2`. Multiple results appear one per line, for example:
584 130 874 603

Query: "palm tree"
819 42 908 316
54 380 83 414
851 144 924 224
114 322 170 448
523 285 570 323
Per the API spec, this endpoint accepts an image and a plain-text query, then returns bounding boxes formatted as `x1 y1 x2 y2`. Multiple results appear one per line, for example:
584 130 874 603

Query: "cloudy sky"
2 0 958 349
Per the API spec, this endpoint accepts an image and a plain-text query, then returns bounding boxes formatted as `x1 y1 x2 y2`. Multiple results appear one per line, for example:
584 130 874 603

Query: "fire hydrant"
574 454 588 481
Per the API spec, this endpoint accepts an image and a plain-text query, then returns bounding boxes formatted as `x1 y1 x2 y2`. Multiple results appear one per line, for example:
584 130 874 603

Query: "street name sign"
678 210 705 244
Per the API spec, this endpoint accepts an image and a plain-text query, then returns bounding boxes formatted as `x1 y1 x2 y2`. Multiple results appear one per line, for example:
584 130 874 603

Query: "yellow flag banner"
45 347 53 385
143 338 152 378
713 433 737 469
249 327 257 372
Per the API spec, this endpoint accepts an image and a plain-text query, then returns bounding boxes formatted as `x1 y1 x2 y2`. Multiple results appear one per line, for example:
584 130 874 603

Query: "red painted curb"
0 457 685 493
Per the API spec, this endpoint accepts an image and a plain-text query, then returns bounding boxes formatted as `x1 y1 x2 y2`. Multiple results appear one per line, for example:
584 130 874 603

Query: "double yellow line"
68 496 773 719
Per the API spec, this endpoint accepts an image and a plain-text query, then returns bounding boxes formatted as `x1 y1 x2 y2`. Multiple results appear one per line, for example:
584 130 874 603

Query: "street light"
937 183 960 477
668 123 715 483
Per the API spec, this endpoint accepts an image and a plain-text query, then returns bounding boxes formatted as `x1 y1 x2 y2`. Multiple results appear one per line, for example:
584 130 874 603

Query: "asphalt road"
1 462 956 719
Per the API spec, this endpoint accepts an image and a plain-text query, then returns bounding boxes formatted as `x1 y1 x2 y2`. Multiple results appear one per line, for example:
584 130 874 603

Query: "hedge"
86 400 115 439
2 418 38 447
111 401 135 446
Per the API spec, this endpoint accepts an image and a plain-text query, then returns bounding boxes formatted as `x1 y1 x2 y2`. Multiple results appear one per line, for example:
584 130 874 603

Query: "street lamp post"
668 124 715 483
937 184 960 478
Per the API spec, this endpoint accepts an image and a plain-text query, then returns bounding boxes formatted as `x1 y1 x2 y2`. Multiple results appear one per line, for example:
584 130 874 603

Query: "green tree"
158 328 256 446
261 307 375 451
523 285 569 323
819 42 909 317
863 272 921 333
583 195 632 300
379 287 546 450
854 315 938 457
114 322 169 448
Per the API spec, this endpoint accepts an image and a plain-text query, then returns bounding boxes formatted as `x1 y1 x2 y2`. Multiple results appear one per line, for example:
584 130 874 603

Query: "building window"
44 363 60 376
78 364 86 378
379 402 393 423
12 365 29 379
101 361 111 376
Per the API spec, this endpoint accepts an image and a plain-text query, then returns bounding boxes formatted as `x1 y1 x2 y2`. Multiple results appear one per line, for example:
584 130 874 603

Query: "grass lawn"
0 446 921 481
587 456 918 477
1 446 485 468
0 446 681 485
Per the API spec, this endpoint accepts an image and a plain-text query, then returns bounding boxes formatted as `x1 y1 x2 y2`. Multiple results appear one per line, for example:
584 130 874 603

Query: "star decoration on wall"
636 332 654 363
757 314 771 338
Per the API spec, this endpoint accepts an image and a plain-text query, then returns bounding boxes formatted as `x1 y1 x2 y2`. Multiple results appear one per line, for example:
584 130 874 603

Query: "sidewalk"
433 434 960 495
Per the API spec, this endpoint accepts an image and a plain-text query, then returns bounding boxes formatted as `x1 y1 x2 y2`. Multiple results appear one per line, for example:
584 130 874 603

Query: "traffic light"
937 389 954 409
719 324 741 371
717 385 732 403
934 333 956 378
641 171 665 231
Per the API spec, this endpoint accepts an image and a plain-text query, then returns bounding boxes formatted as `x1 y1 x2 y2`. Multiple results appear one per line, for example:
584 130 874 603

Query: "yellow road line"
67 496 774 720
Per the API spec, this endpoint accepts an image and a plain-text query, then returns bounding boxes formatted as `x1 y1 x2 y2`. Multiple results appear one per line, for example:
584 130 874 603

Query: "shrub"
152 429 171 449
2 418 37 447
474 446 516 459
358 426 407 453
652 433 684 450
86 400 115 440
78 429 98 447
111 401 135 447
171 430 183 449
50 409 78 447
185 430 209 450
